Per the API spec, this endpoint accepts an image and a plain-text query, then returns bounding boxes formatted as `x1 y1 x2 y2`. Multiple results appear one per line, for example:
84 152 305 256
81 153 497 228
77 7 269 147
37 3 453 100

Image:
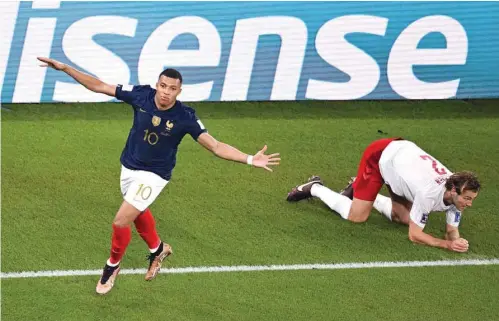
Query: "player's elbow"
408 221 424 244
211 141 223 156
408 230 420 244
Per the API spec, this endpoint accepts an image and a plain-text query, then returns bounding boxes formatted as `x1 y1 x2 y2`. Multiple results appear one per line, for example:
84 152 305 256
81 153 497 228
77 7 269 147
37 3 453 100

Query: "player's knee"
113 212 136 227
391 209 410 225
348 211 369 223
348 200 373 223
349 216 368 223
113 200 142 227
112 218 130 228
398 215 409 225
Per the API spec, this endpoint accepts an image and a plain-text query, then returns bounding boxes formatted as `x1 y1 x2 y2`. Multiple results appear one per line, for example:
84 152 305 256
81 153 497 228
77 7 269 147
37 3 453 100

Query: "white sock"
373 194 392 221
311 184 351 220
106 259 120 267
150 241 162 253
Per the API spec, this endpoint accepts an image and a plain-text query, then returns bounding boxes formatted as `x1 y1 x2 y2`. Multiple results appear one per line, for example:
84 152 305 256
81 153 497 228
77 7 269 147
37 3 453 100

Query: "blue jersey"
115 84 207 180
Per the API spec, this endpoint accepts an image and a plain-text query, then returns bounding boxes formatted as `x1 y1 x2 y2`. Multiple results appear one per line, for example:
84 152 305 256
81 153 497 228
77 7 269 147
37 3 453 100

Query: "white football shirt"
378 140 462 228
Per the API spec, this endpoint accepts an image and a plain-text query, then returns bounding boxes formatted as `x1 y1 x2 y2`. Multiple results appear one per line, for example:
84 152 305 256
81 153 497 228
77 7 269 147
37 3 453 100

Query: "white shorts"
120 165 169 211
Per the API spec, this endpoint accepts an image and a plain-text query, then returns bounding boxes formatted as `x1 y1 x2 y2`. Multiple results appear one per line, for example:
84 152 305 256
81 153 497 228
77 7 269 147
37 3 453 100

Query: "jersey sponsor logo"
421 213 429 224
454 212 461 223
139 108 147 113
152 116 161 127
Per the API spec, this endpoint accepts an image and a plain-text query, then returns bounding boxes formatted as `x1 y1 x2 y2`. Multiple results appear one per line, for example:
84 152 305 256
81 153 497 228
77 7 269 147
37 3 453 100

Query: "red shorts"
352 137 402 201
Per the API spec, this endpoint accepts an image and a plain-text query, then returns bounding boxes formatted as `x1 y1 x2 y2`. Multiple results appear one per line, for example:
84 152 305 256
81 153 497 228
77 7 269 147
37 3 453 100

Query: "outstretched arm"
197 132 280 172
37 57 116 96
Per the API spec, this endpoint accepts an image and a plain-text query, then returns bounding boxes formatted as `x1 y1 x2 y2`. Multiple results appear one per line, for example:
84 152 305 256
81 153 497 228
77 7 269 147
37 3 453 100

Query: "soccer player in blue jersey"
38 57 281 295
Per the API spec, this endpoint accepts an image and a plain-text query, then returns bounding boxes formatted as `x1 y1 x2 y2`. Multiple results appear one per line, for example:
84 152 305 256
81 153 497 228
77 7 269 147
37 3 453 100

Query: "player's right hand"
37 57 66 71
449 238 469 252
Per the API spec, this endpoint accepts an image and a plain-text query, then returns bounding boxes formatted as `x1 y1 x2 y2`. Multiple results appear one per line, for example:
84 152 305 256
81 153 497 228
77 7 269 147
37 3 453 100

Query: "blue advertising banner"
1 1 498 102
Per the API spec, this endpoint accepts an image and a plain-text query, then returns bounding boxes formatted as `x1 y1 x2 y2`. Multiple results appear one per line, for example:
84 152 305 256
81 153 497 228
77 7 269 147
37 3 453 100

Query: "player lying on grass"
38 56 280 295
287 138 480 253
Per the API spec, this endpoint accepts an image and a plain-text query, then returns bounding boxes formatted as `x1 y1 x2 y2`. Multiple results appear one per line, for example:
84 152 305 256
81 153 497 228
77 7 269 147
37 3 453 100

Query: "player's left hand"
37 57 66 71
252 145 280 172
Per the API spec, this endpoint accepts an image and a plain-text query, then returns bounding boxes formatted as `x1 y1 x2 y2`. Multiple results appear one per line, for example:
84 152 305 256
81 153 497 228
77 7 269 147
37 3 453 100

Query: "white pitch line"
2 259 499 279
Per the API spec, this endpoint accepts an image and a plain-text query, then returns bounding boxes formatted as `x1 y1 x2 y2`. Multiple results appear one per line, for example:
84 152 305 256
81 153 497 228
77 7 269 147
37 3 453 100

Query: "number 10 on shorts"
135 184 152 200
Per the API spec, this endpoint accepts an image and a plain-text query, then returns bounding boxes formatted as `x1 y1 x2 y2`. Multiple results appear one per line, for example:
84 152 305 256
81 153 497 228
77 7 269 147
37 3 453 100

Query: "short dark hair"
445 171 481 194
158 68 182 84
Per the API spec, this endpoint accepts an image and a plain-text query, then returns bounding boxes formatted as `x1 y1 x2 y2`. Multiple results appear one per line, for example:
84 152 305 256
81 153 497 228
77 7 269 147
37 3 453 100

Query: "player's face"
155 76 182 107
452 188 478 211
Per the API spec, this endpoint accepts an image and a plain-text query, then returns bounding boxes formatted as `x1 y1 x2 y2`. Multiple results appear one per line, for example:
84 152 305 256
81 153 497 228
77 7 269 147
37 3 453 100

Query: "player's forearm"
62 64 107 93
212 142 250 164
409 230 450 250
445 229 460 241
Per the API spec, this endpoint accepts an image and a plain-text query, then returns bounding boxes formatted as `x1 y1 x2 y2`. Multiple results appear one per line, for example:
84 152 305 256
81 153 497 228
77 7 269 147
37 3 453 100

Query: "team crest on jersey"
160 120 174 136
152 116 161 127
421 213 429 224
455 212 461 223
